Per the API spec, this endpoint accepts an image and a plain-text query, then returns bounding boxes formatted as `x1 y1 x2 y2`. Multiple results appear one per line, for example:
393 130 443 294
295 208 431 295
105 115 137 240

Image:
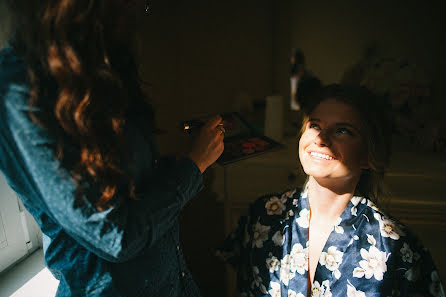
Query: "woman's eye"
309 123 320 130
336 128 353 135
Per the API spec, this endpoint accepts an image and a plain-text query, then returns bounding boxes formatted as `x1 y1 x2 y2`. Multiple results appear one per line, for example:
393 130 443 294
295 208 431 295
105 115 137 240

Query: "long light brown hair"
8 0 153 211
298 84 393 204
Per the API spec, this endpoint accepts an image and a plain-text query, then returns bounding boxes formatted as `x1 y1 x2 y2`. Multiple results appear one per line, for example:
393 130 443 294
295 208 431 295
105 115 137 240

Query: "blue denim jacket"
0 46 204 297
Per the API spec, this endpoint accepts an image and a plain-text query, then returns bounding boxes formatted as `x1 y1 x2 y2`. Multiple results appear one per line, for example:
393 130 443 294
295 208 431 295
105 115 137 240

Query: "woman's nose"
314 131 330 147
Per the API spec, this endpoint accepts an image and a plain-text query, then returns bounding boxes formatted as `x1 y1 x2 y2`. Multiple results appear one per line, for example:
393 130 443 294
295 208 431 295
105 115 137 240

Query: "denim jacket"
0 46 203 297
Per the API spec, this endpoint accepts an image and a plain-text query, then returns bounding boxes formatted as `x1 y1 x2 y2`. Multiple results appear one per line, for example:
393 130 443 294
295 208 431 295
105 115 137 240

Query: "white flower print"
430 271 445 297
266 254 280 273
272 231 284 246
333 270 341 280
301 186 309 199
251 266 267 294
243 223 250 247
351 196 363 206
414 252 421 261
350 196 364 216
296 208 310 228
347 282 366 297
265 196 287 215
400 243 413 263
367 200 379 211
280 254 296 286
333 217 344 234
319 246 343 279
268 281 281 297
405 265 420 282
293 198 299 206
282 189 297 199
353 245 389 281
288 289 305 297
374 213 405 240
348 235 360 247
290 243 309 275
311 280 332 297
252 221 270 248
367 234 376 246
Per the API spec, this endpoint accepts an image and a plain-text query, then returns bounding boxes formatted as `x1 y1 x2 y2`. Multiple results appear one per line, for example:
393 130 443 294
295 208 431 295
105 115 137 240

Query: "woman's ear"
360 150 371 170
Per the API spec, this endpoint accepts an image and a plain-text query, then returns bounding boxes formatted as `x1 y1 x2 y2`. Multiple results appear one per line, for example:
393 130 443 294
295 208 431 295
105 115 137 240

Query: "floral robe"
217 188 445 297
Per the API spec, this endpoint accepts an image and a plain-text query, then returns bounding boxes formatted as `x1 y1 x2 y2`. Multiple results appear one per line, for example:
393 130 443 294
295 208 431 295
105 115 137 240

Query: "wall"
0 0 11 49
280 1 446 109
138 0 274 153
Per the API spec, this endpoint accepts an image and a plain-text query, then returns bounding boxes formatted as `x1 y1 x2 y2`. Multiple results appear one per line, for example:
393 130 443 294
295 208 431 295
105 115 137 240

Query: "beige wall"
138 0 274 153
2 1 445 135
0 0 11 49
280 1 446 107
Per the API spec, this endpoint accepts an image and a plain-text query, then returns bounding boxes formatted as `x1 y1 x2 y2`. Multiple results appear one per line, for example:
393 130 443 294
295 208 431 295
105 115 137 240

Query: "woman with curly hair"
0 1 224 296
218 84 445 297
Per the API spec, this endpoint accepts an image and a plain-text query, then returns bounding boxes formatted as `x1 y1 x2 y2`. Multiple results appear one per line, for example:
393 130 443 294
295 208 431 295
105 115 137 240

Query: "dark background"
1 1 446 296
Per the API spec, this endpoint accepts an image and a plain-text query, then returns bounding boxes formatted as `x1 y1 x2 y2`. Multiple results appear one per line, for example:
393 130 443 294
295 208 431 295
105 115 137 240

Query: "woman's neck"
307 176 357 221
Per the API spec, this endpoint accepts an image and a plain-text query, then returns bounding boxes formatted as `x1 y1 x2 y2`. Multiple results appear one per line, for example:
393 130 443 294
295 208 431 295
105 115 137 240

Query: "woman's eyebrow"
309 118 361 132
335 122 361 132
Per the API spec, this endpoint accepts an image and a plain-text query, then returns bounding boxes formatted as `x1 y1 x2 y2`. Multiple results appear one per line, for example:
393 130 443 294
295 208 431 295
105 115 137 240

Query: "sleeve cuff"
174 157 204 203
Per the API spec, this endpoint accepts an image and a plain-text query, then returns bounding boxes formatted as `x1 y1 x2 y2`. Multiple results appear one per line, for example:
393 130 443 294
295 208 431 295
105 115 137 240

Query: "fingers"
188 121 225 172
216 124 226 136
204 115 223 129
213 135 225 155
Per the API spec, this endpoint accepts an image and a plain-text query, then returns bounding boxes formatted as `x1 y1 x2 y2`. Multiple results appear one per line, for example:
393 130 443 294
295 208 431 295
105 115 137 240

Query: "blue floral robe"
218 187 445 297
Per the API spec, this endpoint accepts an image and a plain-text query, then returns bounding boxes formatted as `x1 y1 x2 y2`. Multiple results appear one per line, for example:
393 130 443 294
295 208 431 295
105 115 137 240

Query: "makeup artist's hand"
188 115 225 173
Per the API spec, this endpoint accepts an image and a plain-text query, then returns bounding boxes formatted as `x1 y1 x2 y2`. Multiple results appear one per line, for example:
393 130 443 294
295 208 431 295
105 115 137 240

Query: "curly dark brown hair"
7 0 154 211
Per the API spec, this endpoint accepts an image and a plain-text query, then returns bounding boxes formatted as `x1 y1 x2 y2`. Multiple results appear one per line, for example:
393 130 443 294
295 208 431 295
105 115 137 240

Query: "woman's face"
298 98 369 184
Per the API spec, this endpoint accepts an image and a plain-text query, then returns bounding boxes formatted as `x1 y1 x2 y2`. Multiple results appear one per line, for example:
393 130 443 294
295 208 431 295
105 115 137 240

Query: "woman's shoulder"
356 197 428 255
0 46 27 81
358 200 444 295
0 46 29 106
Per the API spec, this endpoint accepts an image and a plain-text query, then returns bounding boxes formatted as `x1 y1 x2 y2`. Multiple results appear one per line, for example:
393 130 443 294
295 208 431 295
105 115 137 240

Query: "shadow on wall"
341 43 446 153
0 1 11 49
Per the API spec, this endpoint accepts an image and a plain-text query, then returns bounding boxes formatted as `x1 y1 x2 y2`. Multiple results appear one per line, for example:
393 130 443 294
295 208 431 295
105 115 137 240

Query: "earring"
145 0 150 14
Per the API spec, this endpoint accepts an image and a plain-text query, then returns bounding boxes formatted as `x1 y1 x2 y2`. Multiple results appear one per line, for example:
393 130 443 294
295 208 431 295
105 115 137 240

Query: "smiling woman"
299 85 392 203
299 99 368 191
218 84 445 297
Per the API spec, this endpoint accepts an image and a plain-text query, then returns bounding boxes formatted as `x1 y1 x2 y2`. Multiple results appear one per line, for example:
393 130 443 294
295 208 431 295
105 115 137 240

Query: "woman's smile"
308 150 337 161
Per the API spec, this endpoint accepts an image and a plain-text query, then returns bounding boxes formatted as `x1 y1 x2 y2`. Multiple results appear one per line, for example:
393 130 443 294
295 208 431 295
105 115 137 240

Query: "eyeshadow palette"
182 112 283 165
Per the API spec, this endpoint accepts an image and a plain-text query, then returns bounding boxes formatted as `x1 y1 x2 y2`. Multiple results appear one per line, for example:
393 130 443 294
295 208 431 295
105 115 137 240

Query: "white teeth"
310 152 334 160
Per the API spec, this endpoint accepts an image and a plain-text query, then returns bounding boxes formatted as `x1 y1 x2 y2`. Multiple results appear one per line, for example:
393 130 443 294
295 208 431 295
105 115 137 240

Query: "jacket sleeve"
0 81 203 263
